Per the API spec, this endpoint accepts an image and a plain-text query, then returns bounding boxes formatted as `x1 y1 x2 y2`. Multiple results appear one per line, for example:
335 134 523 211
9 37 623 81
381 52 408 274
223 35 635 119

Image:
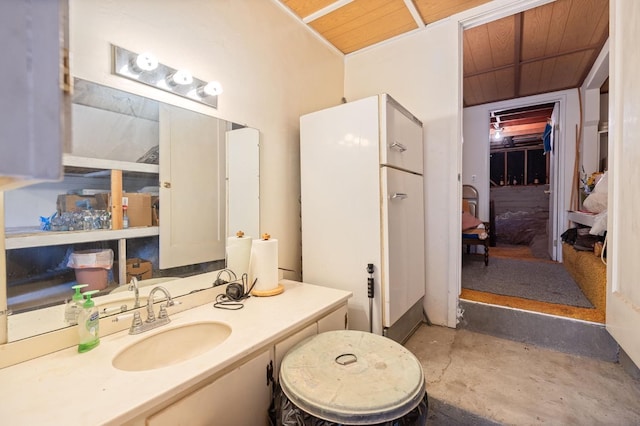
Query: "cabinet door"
317 304 348 333
380 96 423 174
147 349 273 426
159 104 226 268
381 168 425 328
0 0 69 190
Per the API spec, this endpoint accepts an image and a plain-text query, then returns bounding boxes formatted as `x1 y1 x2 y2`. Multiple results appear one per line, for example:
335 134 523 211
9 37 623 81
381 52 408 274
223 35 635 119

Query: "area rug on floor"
462 256 593 308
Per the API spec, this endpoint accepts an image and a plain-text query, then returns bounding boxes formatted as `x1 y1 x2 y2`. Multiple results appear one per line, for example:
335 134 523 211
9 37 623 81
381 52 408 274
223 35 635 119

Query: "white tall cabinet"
300 94 425 343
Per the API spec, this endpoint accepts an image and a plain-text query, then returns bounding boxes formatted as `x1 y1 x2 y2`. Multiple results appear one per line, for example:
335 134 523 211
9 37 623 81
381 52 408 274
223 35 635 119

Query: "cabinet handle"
391 193 408 200
163 182 172 189
390 141 407 152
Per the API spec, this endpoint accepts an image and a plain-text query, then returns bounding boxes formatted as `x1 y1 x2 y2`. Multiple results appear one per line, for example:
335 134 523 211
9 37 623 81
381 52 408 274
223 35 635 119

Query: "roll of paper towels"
226 232 252 278
249 236 279 292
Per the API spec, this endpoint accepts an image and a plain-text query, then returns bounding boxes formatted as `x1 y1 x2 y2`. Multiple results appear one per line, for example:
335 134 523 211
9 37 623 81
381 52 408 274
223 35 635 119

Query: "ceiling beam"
464 42 607 79
302 0 353 23
404 0 425 28
513 13 523 99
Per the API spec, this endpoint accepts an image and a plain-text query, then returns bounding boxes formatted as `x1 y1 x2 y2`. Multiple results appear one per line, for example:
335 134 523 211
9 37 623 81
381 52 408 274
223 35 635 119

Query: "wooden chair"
462 184 490 266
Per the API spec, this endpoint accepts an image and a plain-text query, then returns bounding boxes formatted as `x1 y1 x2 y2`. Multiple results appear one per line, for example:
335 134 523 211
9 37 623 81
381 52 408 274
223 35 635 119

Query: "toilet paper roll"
249 238 279 292
226 235 253 278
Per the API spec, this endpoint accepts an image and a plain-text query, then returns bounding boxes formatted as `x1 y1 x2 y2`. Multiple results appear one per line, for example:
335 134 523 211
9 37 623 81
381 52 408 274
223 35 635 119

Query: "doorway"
461 99 599 320
489 103 554 260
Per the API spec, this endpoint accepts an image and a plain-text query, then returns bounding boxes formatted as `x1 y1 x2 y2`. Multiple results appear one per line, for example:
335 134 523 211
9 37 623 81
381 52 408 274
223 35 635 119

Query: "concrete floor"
405 325 640 425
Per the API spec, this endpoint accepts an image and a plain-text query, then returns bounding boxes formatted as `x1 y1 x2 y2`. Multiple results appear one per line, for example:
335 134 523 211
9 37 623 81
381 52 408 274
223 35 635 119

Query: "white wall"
70 0 344 278
344 0 561 327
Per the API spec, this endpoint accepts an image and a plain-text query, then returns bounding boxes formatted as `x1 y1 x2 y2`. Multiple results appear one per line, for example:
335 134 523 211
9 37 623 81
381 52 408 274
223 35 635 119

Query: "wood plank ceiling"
278 0 609 110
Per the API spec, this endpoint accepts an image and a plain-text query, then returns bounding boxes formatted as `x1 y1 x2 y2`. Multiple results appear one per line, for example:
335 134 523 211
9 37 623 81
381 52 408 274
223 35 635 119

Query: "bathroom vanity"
0 279 350 425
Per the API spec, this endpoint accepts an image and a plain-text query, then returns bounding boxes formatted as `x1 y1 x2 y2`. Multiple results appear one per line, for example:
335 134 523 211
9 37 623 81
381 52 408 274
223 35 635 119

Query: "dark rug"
462 256 593 308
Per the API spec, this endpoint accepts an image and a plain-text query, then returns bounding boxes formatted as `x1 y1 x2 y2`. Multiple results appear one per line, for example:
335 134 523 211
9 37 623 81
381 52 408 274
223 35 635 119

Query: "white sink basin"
112 322 232 372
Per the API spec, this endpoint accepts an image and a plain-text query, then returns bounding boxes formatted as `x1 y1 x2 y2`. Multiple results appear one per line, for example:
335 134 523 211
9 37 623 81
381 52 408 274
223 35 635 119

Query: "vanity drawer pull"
391 193 408 200
390 141 407 152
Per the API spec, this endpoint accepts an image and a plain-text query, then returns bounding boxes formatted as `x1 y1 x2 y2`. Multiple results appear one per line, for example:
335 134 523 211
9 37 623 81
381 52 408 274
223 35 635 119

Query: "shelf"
63 154 159 175
567 211 597 227
5 226 159 250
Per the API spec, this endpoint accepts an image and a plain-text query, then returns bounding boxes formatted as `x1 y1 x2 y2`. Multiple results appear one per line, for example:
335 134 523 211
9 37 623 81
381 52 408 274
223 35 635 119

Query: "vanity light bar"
112 45 221 109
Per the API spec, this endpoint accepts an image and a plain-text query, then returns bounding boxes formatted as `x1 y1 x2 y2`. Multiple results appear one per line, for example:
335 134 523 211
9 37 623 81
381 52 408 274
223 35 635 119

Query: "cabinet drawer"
380 99 423 174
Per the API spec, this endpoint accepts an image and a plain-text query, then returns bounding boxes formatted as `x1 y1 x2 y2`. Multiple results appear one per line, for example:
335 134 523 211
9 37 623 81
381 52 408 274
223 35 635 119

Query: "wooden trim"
111 170 123 230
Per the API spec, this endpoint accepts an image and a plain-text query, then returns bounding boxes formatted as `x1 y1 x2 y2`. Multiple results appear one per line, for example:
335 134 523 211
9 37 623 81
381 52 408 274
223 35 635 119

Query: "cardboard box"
56 193 109 214
122 193 153 227
115 258 153 284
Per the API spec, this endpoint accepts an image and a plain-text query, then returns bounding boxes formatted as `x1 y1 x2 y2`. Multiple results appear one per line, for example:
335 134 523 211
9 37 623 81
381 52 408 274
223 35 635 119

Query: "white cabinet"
0 0 70 191
147 349 273 426
300 94 425 343
140 302 348 425
381 168 425 327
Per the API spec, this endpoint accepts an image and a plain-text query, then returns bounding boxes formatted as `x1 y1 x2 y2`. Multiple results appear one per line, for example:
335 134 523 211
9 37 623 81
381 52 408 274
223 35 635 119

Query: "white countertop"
0 280 351 424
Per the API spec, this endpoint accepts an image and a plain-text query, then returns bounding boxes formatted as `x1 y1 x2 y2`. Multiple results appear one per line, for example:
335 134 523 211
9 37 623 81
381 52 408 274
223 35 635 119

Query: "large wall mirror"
2 78 259 343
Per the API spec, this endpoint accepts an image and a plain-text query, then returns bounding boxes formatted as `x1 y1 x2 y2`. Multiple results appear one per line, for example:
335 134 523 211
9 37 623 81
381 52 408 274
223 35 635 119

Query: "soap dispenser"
78 290 100 353
64 284 89 325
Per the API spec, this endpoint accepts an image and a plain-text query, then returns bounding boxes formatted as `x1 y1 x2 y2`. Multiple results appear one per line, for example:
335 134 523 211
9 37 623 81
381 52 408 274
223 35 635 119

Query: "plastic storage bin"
68 249 114 291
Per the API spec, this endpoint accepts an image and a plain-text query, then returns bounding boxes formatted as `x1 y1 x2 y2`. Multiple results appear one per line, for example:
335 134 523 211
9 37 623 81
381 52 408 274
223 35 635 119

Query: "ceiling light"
113 45 221 108
198 81 223 97
133 52 158 72
167 69 193 86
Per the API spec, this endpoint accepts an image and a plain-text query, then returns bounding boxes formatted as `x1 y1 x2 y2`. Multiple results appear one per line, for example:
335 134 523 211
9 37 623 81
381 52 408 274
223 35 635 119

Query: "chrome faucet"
128 286 175 335
128 276 140 309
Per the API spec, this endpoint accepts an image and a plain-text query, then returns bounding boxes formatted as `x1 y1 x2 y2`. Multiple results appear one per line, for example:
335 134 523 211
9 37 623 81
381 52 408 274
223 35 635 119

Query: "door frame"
461 95 568 258
456 0 570 314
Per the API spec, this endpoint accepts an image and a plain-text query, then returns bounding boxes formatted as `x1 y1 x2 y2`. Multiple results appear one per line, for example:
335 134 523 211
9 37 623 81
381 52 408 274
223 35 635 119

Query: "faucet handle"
128 276 139 291
158 305 169 320
129 312 144 334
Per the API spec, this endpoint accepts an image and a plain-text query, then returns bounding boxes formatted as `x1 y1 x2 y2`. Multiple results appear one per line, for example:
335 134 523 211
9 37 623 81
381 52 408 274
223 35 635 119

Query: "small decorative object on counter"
78 290 100 353
64 284 89 325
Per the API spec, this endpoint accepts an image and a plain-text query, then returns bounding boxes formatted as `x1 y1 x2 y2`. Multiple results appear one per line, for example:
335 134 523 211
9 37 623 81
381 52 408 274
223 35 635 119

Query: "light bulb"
168 69 193 86
134 52 158 72
198 81 223 97
494 130 501 140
